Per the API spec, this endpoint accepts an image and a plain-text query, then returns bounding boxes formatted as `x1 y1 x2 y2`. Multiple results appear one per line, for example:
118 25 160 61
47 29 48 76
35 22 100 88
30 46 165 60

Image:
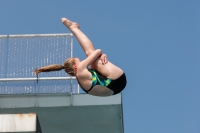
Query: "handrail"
0 77 76 82
0 33 73 38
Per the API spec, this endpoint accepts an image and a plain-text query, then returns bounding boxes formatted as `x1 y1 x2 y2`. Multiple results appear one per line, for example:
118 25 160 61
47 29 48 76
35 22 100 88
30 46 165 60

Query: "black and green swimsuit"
77 69 126 95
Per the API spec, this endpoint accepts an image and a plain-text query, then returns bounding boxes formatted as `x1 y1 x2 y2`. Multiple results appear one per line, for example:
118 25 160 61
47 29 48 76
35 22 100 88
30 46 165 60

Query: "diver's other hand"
100 54 108 65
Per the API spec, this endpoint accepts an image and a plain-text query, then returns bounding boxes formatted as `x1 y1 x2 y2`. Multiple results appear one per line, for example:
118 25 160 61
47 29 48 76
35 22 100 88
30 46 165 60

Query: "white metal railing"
0 33 73 38
0 77 76 82
0 33 79 95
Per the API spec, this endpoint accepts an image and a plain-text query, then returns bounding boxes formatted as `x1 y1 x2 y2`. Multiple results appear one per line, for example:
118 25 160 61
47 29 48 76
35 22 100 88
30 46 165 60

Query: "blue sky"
0 0 200 133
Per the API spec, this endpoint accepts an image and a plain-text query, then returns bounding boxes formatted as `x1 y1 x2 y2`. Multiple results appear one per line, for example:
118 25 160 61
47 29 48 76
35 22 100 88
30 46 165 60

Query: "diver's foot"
61 18 79 29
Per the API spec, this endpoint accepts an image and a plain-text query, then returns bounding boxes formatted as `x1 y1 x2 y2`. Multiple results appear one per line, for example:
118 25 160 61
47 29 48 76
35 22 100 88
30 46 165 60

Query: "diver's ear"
73 65 78 70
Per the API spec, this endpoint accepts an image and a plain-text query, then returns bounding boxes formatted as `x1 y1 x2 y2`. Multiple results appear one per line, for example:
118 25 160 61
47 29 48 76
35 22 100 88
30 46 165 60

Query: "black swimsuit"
77 69 127 95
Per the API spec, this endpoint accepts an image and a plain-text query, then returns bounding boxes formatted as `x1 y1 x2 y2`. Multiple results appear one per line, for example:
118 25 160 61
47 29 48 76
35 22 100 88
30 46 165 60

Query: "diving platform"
0 94 124 133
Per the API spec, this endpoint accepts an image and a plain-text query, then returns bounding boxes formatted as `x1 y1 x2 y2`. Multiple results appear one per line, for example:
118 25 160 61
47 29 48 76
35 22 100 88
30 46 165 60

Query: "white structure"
0 113 37 132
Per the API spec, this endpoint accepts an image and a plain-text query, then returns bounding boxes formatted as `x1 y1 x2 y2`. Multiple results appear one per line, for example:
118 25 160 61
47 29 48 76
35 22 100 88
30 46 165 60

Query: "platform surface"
0 94 124 133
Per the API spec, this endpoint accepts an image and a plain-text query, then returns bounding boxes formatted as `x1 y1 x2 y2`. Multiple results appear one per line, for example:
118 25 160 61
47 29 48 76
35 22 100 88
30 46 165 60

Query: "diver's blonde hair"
34 58 76 76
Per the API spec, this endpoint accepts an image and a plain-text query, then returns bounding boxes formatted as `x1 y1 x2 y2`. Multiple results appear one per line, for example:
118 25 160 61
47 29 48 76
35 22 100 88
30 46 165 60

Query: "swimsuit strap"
78 69 97 93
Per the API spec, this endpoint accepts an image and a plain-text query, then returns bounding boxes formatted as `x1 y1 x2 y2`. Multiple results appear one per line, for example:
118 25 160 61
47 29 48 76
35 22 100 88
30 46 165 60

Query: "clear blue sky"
0 0 200 133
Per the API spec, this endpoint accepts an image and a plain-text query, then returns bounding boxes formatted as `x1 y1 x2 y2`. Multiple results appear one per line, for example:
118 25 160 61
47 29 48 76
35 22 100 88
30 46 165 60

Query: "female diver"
35 18 126 96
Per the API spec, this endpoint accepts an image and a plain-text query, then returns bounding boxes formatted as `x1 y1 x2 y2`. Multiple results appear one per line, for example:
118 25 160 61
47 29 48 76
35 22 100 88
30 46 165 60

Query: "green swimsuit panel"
90 69 111 87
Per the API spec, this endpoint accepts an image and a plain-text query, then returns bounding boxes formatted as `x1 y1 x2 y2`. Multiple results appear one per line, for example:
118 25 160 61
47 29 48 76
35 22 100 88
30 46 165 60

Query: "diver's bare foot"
61 18 79 29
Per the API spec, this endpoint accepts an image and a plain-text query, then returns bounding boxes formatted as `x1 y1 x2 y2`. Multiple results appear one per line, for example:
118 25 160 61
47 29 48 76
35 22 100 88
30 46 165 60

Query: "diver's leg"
61 18 95 56
61 18 124 79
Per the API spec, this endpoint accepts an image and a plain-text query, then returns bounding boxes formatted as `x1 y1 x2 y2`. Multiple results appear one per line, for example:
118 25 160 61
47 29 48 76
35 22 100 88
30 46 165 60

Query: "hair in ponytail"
34 57 76 76
34 64 64 74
